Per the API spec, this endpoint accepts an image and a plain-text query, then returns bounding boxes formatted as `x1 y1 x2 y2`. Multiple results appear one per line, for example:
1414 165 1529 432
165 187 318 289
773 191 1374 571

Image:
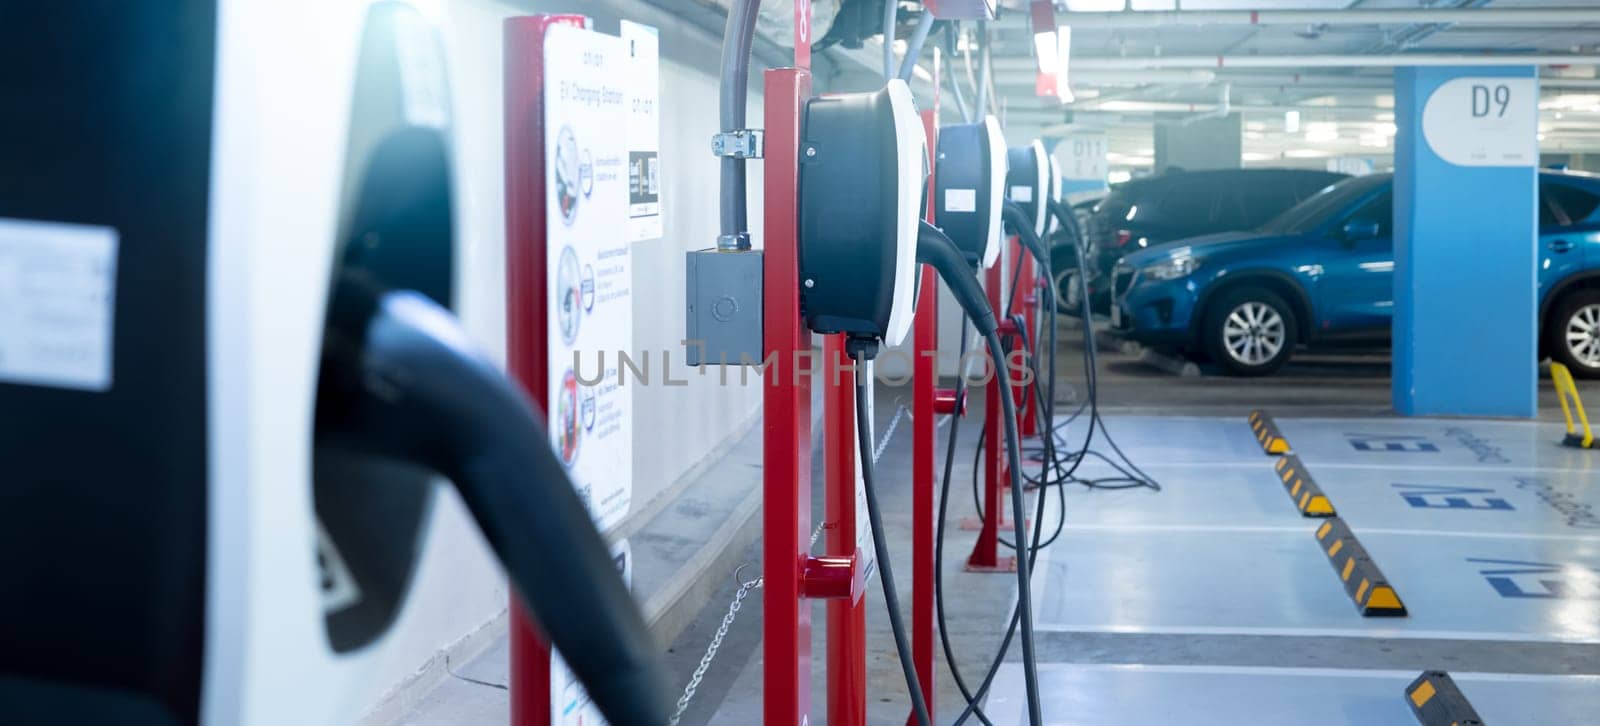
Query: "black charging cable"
848 337 934 726
315 274 669 725
917 222 1044 725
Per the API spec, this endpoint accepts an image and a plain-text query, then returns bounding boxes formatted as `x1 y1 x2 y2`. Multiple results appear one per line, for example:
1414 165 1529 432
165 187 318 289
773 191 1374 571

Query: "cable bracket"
711 129 764 159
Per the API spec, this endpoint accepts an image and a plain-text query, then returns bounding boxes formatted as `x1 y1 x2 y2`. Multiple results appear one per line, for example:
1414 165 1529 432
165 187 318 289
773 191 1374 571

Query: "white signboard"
551 539 631 725
0 218 118 392
1422 77 1538 167
544 24 639 726
545 23 633 534
1056 133 1108 181
620 21 661 242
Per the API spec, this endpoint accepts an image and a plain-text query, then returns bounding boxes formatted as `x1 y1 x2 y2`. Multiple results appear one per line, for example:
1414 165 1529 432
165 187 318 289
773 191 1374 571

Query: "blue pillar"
1393 66 1539 417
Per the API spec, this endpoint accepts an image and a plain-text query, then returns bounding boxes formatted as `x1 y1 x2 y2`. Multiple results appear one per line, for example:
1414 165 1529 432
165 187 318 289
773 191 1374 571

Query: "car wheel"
1547 290 1600 379
1203 287 1297 376
1049 245 1084 316
1053 266 1083 316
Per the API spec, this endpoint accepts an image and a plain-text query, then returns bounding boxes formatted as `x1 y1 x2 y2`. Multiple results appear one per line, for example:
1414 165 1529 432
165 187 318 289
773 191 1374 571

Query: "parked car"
1111 170 1600 376
1054 168 1349 312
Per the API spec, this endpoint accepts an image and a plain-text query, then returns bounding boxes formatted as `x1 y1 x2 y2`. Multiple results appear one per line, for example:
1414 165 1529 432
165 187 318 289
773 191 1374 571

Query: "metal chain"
668 403 905 725
668 575 762 726
669 519 824 726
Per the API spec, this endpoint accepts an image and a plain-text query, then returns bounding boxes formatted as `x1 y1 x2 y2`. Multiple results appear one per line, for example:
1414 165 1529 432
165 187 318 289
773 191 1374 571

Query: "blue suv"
1111 171 1600 376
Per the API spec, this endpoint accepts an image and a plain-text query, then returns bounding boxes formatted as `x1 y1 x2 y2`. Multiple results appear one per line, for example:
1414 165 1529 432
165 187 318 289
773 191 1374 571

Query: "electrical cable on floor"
933 198 1171 724
916 222 1046 725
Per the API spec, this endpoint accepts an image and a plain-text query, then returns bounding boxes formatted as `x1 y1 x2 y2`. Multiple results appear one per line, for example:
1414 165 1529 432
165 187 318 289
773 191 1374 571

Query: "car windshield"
1258 174 1391 235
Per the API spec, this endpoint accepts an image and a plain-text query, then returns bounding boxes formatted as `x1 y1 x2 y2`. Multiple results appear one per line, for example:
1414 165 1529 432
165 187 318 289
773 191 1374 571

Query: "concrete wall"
358 0 774 714
1154 112 1242 173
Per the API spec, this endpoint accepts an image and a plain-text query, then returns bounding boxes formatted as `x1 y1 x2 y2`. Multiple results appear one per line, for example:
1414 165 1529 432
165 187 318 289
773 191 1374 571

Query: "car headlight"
1141 257 1199 281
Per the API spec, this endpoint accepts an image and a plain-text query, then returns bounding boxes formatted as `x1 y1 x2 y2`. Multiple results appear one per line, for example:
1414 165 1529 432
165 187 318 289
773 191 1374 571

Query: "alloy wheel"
1222 301 1286 367
1565 303 1600 367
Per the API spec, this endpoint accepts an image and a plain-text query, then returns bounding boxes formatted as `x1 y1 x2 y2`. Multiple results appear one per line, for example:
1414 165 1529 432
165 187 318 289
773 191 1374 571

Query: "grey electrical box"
686 249 764 366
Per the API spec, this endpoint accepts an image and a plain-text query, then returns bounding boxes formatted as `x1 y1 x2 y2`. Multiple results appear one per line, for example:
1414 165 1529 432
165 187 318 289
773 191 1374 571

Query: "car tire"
1546 289 1600 379
1202 287 1298 376
1049 244 1085 317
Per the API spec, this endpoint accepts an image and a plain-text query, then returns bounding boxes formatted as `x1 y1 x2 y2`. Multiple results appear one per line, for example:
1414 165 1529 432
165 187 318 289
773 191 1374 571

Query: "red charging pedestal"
823 333 866 726
1009 241 1040 439
502 13 591 726
965 253 1019 573
906 103 940 725
763 63 843 725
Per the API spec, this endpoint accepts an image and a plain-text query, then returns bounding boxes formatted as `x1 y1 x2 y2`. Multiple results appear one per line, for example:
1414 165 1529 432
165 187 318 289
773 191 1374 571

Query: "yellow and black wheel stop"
1314 518 1406 616
1405 671 1483 726
1248 410 1290 455
1274 455 1336 517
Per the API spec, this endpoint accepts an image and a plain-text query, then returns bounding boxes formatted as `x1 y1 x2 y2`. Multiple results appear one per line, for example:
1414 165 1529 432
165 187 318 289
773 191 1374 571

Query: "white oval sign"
1421 77 1537 167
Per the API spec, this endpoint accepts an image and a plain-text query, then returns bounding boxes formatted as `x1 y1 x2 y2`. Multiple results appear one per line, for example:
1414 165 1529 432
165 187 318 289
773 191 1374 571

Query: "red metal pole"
1011 243 1039 438
908 108 939 726
965 259 1016 573
503 15 587 725
824 334 866 726
763 66 815 726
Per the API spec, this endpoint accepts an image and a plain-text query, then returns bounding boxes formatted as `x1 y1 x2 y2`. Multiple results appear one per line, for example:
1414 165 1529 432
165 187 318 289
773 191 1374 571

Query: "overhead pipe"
995 69 1600 92
1058 8 1600 29
1176 82 1230 125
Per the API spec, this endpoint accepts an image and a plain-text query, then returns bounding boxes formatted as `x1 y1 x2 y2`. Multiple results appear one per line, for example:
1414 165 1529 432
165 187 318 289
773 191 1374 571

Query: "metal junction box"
686 248 763 366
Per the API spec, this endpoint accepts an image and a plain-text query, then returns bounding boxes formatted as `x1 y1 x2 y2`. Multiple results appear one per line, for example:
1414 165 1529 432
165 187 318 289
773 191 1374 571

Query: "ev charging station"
4 2 1067 725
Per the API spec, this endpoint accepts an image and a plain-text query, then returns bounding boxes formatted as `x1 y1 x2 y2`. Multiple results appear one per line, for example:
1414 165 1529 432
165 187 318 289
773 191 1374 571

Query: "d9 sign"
1422 76 1537 167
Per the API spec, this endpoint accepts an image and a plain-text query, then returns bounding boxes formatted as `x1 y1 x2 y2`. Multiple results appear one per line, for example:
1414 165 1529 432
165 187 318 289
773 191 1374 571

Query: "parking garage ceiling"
912 0 1600 171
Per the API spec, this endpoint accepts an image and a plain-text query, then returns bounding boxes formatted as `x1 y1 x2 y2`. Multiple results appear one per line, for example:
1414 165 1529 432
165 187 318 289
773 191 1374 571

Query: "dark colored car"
1111 170 1600 376
1053 168 1349 311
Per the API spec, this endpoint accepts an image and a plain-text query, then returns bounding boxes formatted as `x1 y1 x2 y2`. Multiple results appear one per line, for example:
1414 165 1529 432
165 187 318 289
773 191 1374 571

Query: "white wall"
359 0 767 713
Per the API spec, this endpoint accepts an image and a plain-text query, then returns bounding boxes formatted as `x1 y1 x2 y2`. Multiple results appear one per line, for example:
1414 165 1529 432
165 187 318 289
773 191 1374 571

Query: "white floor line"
1047 522 1600 542
1027 623 1600 644
1004 663 1600 683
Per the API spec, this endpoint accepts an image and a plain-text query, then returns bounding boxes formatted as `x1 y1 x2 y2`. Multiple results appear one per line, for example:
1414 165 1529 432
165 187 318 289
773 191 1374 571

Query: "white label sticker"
1010 185 1033 202
1422 77 1537 168
0 218 118 392
393 10 449 128
621 21 662 242
944 188 977 213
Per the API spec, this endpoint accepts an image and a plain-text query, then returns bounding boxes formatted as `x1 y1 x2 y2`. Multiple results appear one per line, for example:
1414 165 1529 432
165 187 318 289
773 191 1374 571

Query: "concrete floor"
392 321 1600 725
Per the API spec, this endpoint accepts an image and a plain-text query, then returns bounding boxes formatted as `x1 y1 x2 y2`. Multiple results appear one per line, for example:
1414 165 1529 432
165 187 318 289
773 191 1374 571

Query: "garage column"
1393 66 1539 418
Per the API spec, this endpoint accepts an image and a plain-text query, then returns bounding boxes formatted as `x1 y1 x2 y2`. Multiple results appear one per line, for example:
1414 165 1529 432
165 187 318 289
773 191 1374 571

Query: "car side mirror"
1341 219 1381 242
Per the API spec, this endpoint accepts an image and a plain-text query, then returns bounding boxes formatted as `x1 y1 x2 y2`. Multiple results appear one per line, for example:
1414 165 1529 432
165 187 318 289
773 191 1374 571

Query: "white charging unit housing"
933 115 1007 269
798 78 928 348
1006 141 1049 239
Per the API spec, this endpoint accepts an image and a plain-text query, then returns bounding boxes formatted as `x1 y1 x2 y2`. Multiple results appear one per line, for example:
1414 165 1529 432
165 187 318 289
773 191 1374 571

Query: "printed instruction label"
0 218 118 392
621 21 662 242
945 188 977 213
